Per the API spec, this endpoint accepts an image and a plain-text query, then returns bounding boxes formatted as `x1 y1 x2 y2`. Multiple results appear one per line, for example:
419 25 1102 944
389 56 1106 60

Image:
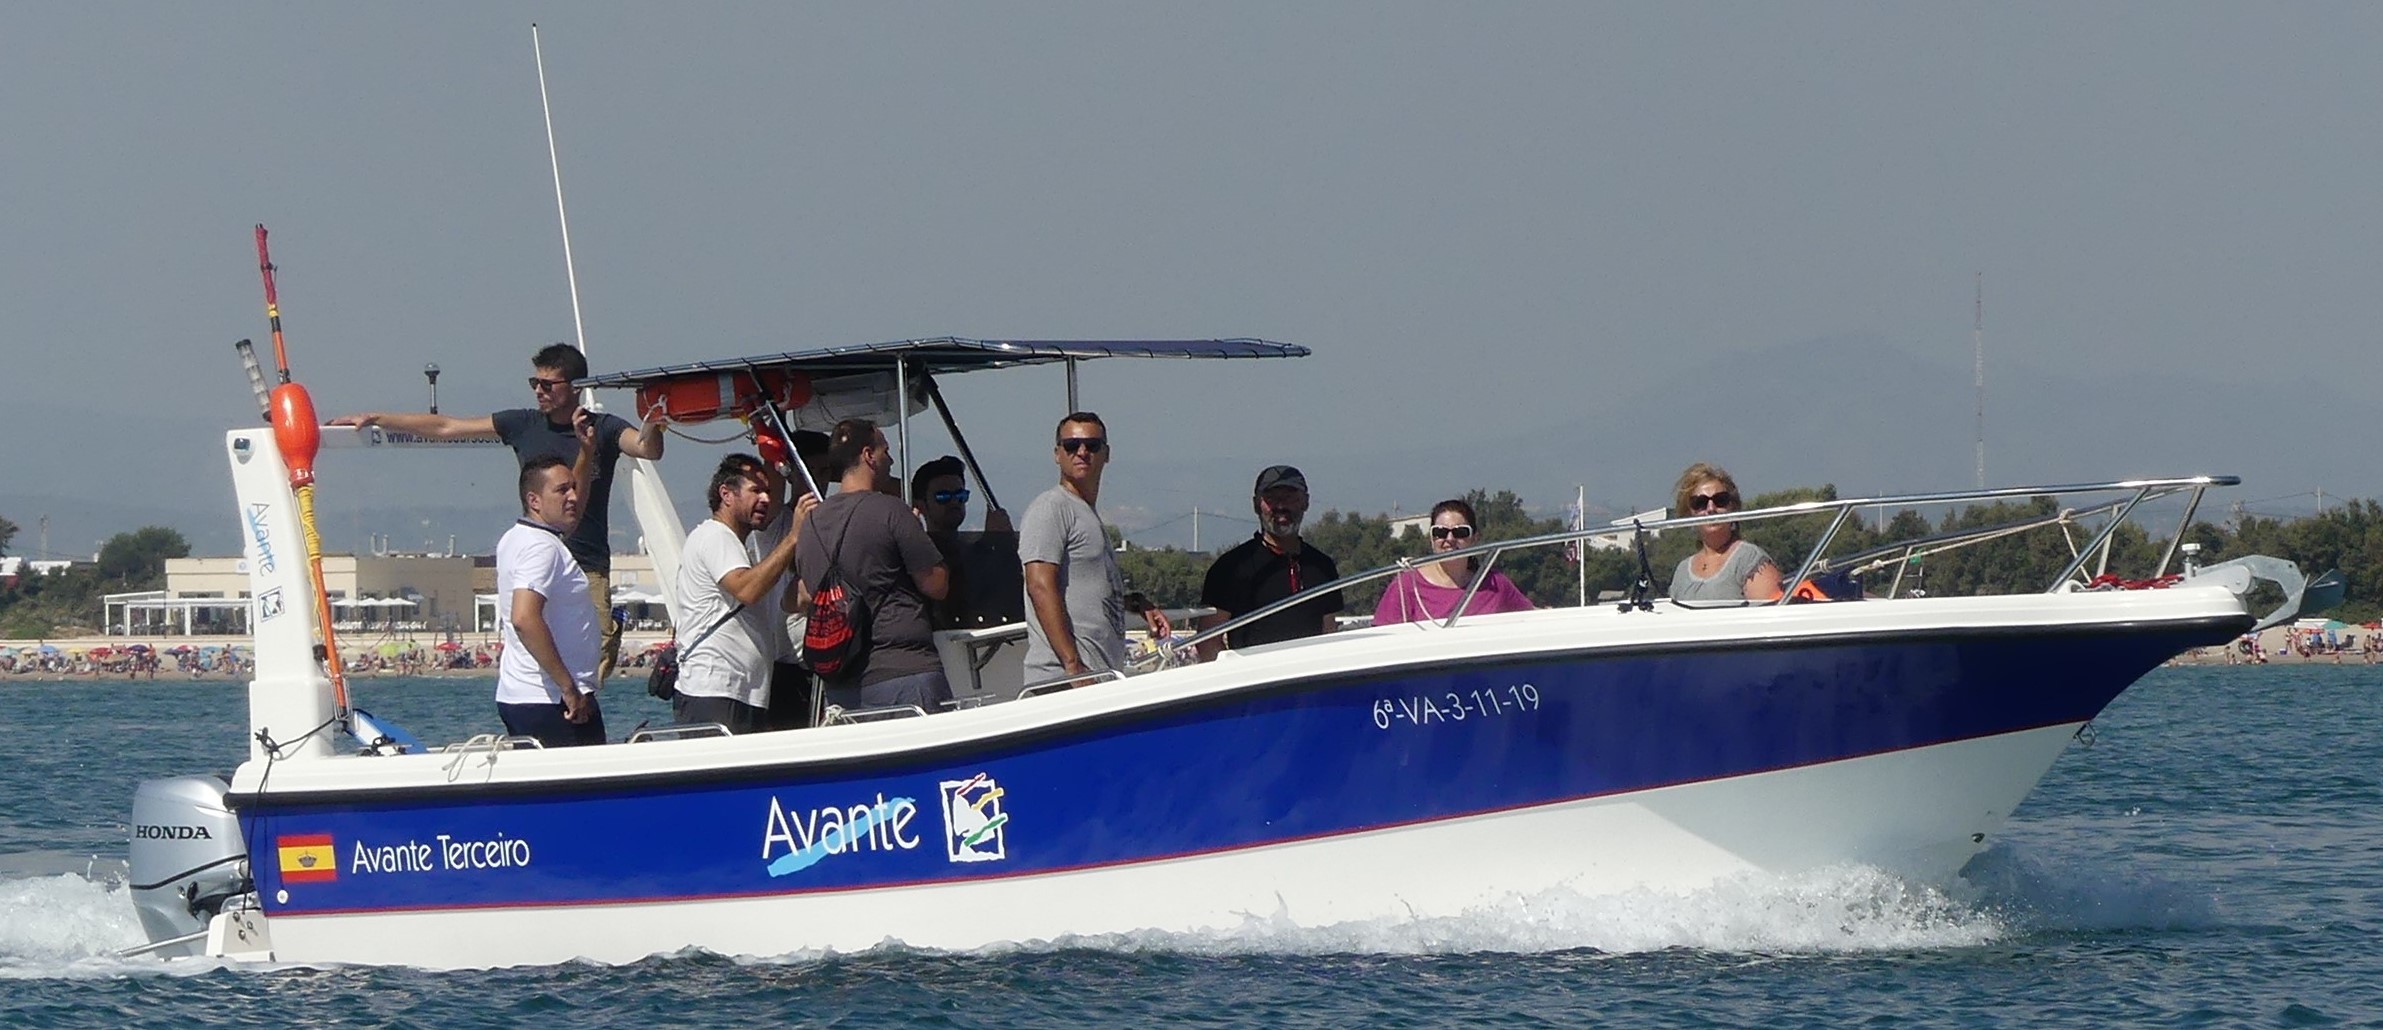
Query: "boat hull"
227 599 2243 967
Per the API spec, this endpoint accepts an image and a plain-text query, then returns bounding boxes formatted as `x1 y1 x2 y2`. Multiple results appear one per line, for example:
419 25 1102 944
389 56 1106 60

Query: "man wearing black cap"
1196 465 1345 660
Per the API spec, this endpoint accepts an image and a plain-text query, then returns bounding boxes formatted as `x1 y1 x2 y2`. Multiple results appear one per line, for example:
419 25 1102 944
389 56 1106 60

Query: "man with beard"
1196 465 1345 660
674 455 804 733
793 419 954 713
494 455 605 746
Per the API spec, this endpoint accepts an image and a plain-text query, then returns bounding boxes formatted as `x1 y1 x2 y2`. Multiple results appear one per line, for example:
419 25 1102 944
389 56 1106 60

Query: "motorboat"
125 338 2316 968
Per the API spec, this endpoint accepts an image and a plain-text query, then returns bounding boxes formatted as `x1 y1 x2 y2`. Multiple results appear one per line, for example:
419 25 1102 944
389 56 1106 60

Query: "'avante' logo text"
246 503 278 573
762 793 920 877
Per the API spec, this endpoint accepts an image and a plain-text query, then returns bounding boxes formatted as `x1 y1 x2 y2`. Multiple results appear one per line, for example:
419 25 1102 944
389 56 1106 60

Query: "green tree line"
0 524 191 638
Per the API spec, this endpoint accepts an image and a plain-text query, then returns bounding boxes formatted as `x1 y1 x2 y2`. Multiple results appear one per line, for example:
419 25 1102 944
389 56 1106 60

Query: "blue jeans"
822 668 952 715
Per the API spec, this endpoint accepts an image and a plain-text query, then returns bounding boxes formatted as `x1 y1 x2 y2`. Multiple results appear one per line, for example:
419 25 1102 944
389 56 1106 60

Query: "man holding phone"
333 343 667 681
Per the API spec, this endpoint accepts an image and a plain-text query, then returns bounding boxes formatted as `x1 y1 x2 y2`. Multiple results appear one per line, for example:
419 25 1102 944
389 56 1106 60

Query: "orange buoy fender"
270 382 322 487
636 370 811 425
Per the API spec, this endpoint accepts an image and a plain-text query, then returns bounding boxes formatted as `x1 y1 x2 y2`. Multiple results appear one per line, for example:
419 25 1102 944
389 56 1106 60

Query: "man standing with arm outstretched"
333 343 665 683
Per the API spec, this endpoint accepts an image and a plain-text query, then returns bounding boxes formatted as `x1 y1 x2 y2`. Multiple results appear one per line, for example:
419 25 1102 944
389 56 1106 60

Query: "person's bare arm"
719 526 802 605
571 411 601 503
329 412 498 440
618 419 665 461
1746 559 1785 602
1024 561 1084 674
509 588 590 721
1195 611 1231 663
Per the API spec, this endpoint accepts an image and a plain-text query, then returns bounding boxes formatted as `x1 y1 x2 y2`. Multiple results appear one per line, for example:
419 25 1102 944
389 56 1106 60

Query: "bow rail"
1144 475 2239 670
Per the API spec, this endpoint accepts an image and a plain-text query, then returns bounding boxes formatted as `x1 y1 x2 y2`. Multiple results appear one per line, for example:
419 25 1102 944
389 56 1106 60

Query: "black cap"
1253 465 1308 495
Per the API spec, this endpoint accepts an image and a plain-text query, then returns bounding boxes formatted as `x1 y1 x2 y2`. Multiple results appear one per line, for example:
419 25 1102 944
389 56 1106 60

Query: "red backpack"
802 511 873 682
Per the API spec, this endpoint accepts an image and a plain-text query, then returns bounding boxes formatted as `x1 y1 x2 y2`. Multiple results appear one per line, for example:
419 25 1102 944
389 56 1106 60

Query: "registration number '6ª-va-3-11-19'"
1371 683 1541 730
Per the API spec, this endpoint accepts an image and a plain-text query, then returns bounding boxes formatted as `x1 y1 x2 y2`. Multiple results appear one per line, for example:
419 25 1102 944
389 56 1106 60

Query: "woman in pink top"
1373 499 1537 626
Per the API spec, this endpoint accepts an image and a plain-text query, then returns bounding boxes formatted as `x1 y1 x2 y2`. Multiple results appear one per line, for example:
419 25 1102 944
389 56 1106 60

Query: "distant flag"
1563 490 1586 565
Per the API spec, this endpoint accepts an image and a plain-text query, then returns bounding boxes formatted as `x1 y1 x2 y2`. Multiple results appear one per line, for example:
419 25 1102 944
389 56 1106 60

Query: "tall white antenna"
1973 272 1985 489
531 23 593 408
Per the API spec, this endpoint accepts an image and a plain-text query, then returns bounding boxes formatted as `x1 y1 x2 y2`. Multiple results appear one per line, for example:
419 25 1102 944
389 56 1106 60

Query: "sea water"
4 666 2380 1027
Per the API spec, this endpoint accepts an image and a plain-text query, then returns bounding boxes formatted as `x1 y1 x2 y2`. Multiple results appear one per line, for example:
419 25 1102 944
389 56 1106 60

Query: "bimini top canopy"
580 337 1308 388
579 337 1309 429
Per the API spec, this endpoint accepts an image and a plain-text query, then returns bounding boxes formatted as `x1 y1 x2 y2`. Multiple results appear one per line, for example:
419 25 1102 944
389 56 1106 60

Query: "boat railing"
1017 669 1125 697
822 704 931 724
1141 475 2236 670
626 723 732 743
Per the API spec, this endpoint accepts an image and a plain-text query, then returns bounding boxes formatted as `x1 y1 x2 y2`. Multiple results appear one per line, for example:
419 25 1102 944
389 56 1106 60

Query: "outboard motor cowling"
129 775 248 954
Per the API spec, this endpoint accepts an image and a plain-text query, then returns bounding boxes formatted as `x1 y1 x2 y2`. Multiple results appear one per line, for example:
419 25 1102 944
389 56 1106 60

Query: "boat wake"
0 863 155 980
2 841 2219 976
1029 865 2000 957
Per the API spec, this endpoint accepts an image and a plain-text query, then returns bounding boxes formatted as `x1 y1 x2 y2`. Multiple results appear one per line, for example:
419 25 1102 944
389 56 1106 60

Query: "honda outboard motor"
129 775 248 955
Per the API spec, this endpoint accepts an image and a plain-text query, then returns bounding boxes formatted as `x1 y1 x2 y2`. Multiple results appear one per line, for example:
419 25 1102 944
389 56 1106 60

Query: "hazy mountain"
1301 334 2372 522
7 336 2364 559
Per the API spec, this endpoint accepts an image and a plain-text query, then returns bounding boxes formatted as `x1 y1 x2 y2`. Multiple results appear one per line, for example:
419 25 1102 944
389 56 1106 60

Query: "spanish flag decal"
277 833 337 883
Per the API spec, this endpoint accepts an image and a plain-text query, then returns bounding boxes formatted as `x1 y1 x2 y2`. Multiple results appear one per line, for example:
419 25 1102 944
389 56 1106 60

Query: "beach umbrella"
88 646 113 657
34 645 59 654
168 645 196 654
435 640 463 652
129 643 151 652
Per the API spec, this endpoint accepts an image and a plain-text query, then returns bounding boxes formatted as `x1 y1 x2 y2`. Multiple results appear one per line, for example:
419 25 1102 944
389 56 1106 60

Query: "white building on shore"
120 552 673 637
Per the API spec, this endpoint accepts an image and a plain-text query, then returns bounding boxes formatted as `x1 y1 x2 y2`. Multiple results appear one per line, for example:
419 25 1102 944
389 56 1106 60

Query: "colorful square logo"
939 773 1007 863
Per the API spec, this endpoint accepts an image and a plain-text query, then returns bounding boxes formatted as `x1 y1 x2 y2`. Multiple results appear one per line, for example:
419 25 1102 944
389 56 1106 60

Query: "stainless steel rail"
1142 475 2239 670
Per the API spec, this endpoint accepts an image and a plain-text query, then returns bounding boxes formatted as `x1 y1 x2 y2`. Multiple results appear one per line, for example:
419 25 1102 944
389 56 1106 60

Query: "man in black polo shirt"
1196 465 1344 659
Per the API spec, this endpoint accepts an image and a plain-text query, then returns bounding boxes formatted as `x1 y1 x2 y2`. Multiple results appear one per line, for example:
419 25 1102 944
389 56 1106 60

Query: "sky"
3 3 2378 560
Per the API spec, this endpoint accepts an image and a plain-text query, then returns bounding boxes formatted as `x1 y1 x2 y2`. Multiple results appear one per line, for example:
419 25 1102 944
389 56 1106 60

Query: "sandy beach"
0 630 677 682
8 621 2365 680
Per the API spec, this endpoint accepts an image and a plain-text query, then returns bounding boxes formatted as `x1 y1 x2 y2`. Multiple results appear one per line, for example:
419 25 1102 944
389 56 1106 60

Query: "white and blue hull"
219 592 2245 968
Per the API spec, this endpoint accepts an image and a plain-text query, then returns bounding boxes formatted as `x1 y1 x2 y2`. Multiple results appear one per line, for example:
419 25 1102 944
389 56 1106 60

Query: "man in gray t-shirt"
1021 412 1167 686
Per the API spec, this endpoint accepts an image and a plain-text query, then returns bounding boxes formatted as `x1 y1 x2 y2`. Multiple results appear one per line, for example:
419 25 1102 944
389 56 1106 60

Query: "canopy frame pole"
1065 358 1080 412
749 398 824 499
922 372 1004 514
894 358 913 489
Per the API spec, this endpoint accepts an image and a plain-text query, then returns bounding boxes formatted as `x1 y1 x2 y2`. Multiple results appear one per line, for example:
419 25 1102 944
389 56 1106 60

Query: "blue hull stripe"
246 621 2231 916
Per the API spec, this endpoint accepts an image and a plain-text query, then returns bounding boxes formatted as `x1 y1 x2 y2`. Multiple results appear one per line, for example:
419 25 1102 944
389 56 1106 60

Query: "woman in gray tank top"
1669 463 1784 603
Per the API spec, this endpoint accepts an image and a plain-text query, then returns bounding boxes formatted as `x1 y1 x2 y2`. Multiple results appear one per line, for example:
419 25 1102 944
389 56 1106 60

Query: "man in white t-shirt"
674 454 810 733
495 455 605 746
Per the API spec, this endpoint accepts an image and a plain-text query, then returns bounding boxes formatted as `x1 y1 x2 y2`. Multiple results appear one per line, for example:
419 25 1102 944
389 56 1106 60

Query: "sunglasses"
1689 491 1737 512
528 376 571 390
1059 437 1108 454
932 489 970 505
1430 524 1476 541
